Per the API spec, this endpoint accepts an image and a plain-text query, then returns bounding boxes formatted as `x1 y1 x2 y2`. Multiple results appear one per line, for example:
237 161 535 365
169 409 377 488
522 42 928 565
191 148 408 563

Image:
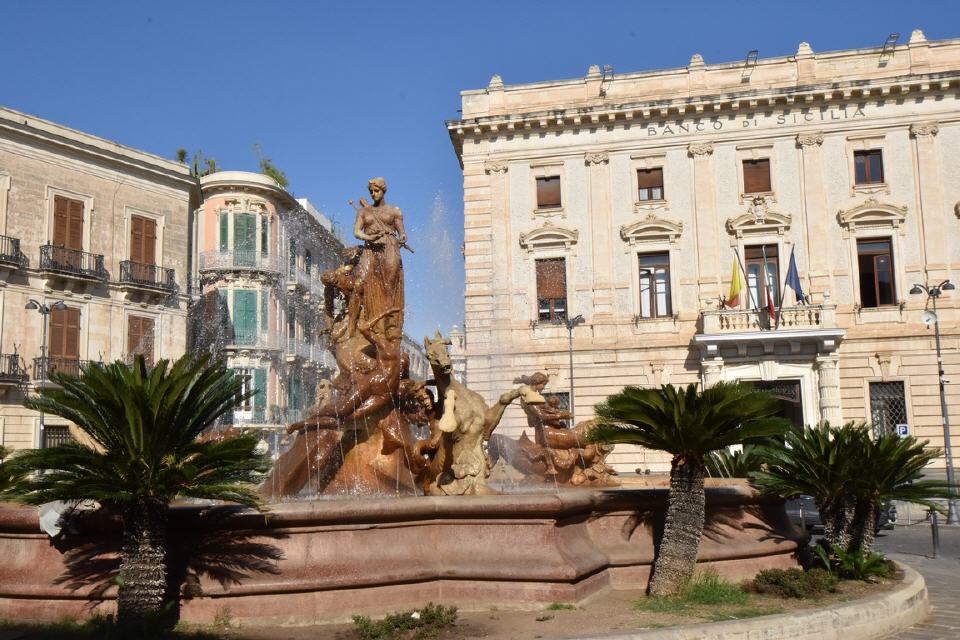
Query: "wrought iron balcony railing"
0 235 27 268
198 250 282 275
119 260 176 292
39 245 107 281
286 267 312 291
32 357 98 381
226 331 283 351
700 304 836 333
0 354 27 384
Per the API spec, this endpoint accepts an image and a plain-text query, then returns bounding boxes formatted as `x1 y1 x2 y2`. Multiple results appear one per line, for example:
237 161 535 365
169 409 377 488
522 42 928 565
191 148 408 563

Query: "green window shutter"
254 368 267 410
261 290 269 329
232 289 257 343
219 213 228 252
235 213 256 266
288 375 302 411
261 216 269 256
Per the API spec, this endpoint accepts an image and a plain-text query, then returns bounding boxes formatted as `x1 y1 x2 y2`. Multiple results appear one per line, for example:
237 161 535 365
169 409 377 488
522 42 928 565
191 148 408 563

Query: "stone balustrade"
701 304 835 334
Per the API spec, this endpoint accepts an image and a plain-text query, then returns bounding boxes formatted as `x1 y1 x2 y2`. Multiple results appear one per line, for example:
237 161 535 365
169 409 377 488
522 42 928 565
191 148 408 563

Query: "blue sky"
2 1 958 340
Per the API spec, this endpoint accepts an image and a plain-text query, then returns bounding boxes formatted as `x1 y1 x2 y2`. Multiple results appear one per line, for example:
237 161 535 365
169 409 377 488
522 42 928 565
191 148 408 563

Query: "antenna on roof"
879 33 900 67
599 65 614 97
741 50 759 83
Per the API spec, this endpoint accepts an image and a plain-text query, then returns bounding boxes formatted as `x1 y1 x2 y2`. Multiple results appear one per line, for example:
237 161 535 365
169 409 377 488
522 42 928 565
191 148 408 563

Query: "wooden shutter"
637 168 663 189
51 307 81 359
67 199 84 250
536 258 566 299
142 218 156 265
130 216 144 262
742 159 771 194
53 196 69 246
234 213 256 252
128 316 143 356
254 369 267 410
233 290 258 339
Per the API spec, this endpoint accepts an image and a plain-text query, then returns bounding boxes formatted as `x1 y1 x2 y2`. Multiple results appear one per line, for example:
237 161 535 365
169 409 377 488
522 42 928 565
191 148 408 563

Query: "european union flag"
785 248 807 304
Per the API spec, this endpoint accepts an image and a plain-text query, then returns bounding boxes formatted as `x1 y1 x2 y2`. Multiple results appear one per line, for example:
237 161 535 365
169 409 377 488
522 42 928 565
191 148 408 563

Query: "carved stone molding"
687 142 714 157
620 212 683 246
796 132 824 147
726 196 792 238
909 122 939 138
837 197 908 231
584 152 609 165
519 221 579 253
484 160 509 175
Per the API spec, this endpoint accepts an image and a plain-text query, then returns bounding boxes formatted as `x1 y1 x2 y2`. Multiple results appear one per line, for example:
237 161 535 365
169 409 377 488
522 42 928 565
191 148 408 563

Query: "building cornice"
199 171 298 208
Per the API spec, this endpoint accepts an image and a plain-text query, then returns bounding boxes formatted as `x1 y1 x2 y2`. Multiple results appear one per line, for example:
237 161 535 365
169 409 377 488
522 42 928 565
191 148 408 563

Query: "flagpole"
760 244 776 330
733 247 760 314
774 246 792 330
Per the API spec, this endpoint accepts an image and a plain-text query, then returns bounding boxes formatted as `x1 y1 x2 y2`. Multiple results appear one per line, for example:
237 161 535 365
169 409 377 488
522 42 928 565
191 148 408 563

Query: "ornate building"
447 32 960 472
0 106 195 450
191 172 342 452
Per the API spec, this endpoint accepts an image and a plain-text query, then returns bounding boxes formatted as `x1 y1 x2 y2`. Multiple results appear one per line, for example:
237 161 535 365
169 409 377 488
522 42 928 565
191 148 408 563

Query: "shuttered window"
234 213 256 266
260 215 269 256
130 216 157 265
742 159 772 194
49 307 81 359
261 290 269 329
219 212 228 252
254 368 267 411
53 196 84 250
127 315 155 365
535 176 561 209
536 258 567 322
637 168 664 201
232 290 258 343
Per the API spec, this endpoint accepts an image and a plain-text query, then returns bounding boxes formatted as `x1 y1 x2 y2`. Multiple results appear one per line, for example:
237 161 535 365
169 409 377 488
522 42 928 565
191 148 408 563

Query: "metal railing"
32 357 97 381
119 260 176 292
286 266 312 290
39 245 107 280
198 250 282 275
700 304 835 333
0 235 27 268
226 331 283 351
0 354 27 383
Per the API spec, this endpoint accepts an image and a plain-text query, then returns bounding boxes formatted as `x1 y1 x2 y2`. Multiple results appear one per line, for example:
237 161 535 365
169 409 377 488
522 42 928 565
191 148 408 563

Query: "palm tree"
590 382 788 596
751 422 862 550
705 442 772 478
848 432 951 553
2 354 270 629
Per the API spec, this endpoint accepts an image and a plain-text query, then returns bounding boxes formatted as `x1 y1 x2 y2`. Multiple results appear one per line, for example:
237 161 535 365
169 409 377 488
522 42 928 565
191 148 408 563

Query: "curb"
578 562 929 640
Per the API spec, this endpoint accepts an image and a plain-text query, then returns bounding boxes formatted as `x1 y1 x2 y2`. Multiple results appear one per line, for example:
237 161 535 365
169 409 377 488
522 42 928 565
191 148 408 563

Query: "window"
536 258 567 323
637 168 664 202
745 245 780 309
219 212 228 252
857 239 895 307
870 381 906 437
742 159 772 194
129 216 157 265
232 290 258 343
536 176 561 209
638 252 671 318
53 196 84 250
854 150 884 185
233 212 256 265
305 250 312 275
289 240 297 274
49 306 81 373
127 315 155 366
261 216 269 256
42 425 73 449
234 368 255 417
261 290 269 329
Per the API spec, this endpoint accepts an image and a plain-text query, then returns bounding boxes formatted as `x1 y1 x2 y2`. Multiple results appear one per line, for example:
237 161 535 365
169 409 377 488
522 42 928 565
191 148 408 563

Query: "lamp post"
25 299 67 446
564 314 585 422
909 280 959 524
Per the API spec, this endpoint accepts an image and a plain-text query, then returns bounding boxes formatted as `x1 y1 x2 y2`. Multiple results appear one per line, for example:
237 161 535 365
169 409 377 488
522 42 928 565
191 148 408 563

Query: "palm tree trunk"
847 498 878 553
818 493 855 551
649 455 705 596
117 498 168 628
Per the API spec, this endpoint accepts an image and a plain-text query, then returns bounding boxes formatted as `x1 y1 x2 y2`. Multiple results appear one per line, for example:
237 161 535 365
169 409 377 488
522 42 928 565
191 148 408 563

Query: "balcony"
225 331 283 352
32 357 97 381
119 260 176 293
286 267 312 293
695 304 844 358
0 235 27 269
0 354 27 385
198 251 282 277
39 245 107 281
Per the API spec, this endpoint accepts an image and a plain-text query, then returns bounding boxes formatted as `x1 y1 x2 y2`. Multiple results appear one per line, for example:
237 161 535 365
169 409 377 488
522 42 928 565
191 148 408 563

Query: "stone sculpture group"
261 178 617 498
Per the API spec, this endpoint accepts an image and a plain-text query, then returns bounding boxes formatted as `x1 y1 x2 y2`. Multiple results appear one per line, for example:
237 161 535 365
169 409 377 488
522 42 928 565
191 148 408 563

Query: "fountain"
0 178 803 627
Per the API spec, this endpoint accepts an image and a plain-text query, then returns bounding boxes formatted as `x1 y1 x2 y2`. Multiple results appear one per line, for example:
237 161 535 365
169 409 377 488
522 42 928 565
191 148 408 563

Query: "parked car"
785 496 896 533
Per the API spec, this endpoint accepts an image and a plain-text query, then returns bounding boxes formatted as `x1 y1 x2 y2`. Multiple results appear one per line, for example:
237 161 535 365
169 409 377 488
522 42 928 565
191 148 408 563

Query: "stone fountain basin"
0 478 802 626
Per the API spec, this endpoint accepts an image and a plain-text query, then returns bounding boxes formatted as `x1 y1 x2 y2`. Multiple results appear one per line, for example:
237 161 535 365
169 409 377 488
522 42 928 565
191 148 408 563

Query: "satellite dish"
922 309 938 327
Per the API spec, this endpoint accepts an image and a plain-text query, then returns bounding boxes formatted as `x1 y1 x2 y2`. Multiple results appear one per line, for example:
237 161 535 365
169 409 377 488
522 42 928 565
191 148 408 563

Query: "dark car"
785 496 896 533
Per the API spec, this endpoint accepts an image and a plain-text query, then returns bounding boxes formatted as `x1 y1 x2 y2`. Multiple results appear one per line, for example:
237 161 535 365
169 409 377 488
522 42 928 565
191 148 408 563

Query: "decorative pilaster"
585 151 615 324
688 142 718 305
484 161 512 329
702 358 724 388
815 355 842 425
910 121 946 278
796 132 829 300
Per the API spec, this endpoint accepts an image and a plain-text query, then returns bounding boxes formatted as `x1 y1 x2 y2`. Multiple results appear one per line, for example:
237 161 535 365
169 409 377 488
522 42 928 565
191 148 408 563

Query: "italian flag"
725 258 745 307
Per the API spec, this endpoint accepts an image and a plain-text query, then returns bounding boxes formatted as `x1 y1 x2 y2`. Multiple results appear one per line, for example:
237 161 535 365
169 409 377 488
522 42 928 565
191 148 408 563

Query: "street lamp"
25 299 67 445
564 314 585 422
910 280 958 524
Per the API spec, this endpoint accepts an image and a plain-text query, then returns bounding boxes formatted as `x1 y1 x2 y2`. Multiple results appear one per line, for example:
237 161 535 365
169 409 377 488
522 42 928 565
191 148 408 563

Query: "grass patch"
545 602 576 611
749 568 837 598
634 570 748 613
702 605 785 622
352 603 458 640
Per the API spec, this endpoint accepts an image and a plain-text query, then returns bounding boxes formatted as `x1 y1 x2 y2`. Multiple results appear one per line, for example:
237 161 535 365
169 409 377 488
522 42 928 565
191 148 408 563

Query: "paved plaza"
877 521 960 639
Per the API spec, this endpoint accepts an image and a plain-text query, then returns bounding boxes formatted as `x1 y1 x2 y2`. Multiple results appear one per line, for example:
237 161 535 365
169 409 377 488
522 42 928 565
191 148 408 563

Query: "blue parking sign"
896 424 910 437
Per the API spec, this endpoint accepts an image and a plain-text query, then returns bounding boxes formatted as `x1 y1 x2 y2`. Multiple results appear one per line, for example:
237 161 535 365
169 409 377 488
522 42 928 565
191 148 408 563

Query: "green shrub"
352 603 458 640
684 570 749 605
814 544 896 580
545 602 576 610
751 568 837 598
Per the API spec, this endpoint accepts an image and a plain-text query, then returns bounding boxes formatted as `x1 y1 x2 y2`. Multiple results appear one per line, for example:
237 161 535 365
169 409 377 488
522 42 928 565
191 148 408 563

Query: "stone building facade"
191 172 342 452
447 31 960 473
0 106 195 450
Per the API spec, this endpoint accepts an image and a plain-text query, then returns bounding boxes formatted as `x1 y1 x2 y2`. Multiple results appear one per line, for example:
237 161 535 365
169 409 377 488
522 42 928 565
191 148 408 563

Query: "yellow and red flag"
725 258 745 308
